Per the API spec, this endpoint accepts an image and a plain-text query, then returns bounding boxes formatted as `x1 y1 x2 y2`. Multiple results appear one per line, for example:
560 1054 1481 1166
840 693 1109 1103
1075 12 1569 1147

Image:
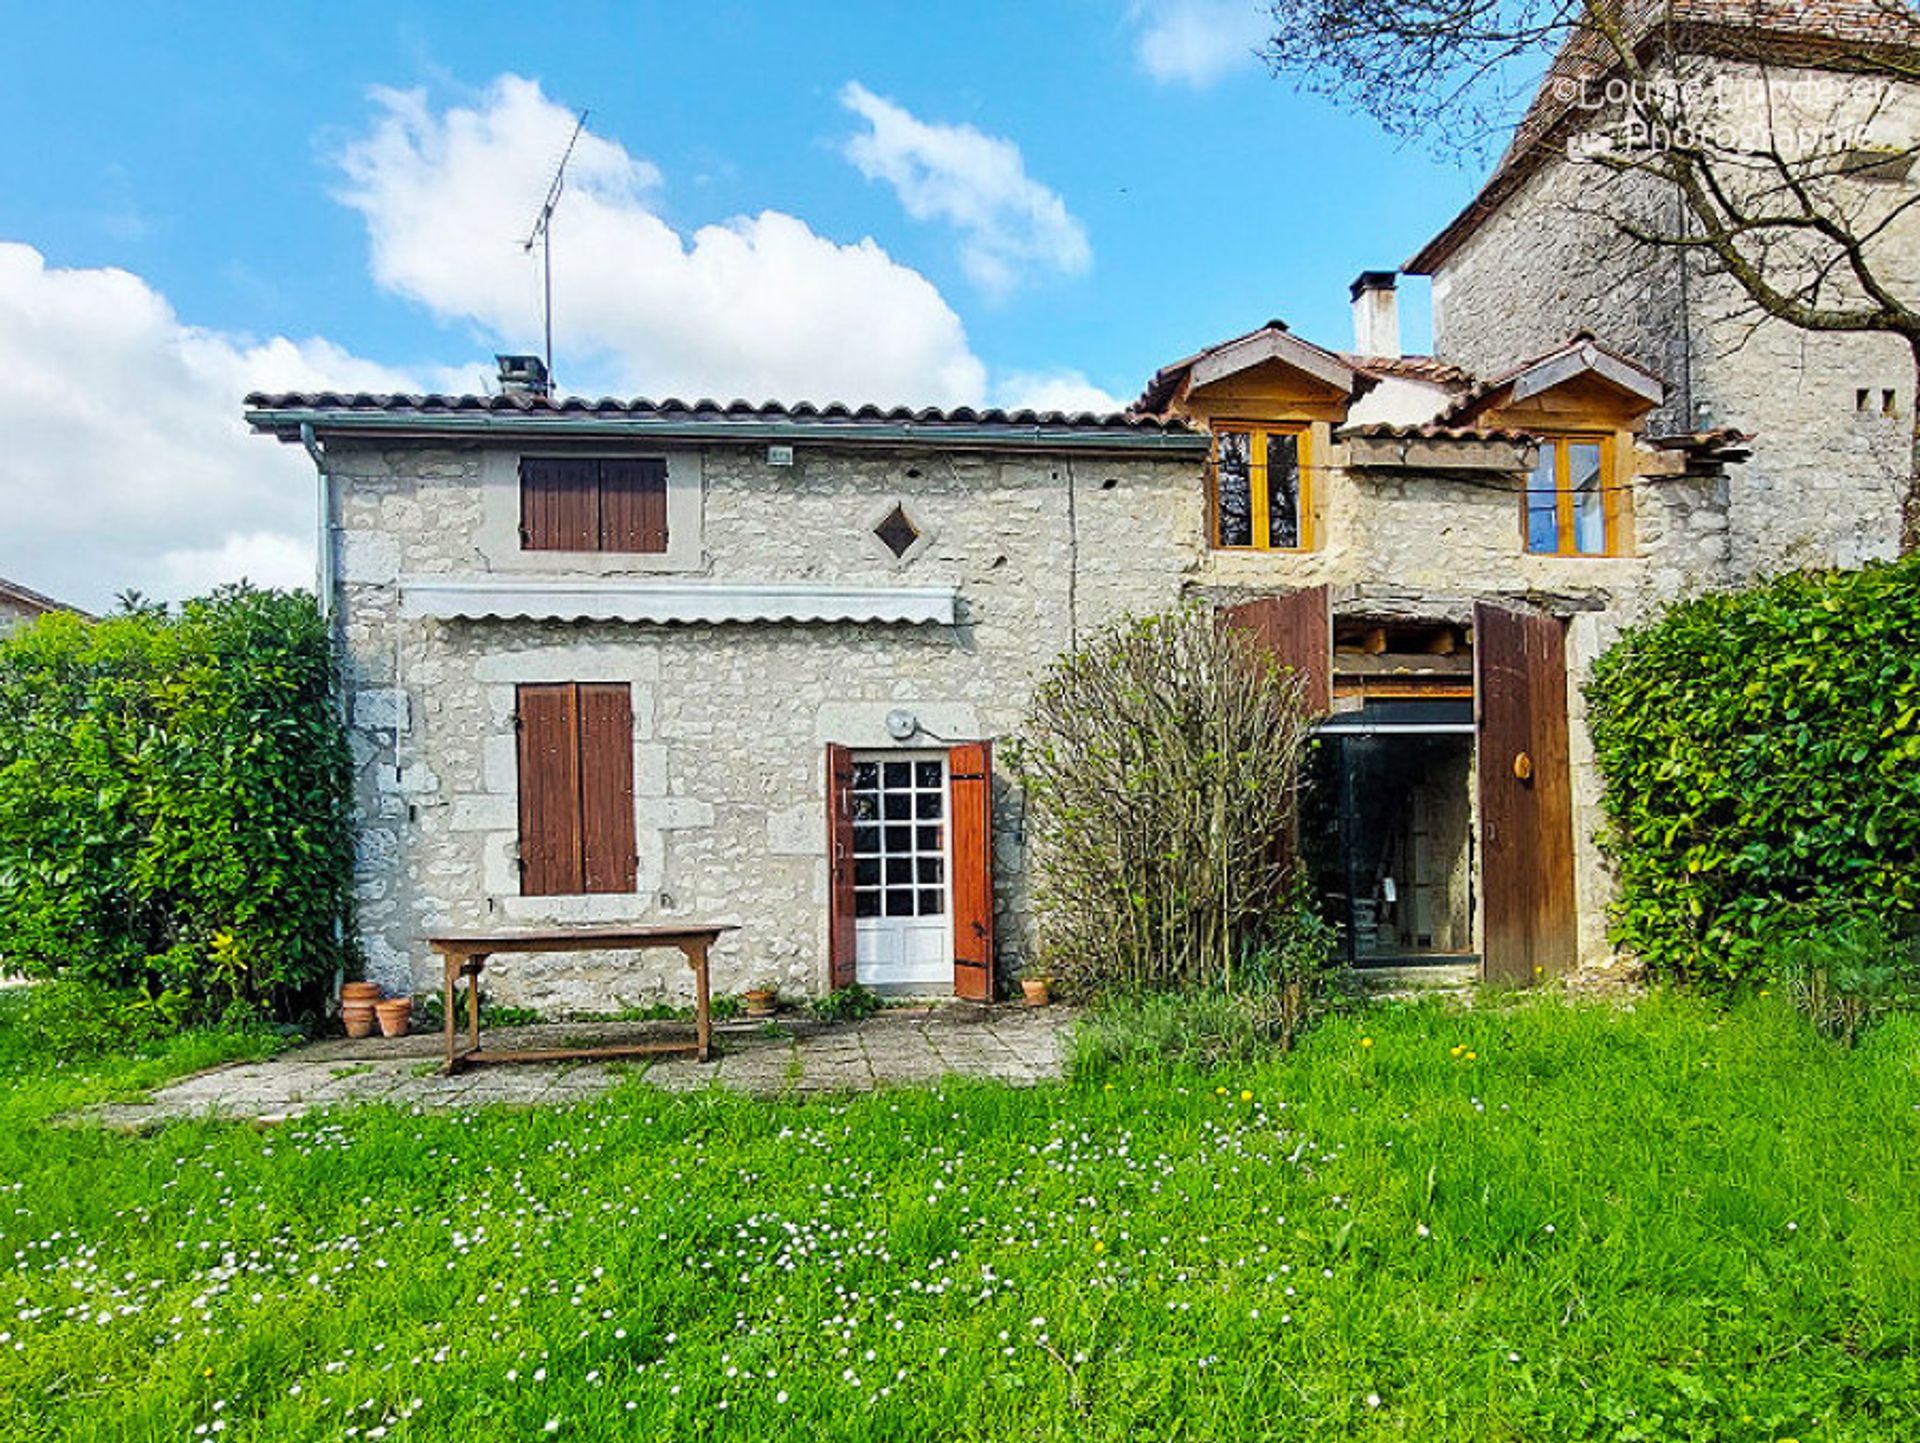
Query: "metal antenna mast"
523 109 589 389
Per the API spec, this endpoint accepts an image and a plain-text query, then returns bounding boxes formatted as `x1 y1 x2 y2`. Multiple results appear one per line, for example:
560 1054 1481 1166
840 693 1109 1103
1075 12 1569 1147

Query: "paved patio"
85 1003 1073 1127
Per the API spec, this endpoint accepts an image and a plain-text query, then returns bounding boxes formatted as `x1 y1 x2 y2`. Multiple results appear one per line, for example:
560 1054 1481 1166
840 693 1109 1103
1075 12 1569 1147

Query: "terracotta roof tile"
245 392 1197 436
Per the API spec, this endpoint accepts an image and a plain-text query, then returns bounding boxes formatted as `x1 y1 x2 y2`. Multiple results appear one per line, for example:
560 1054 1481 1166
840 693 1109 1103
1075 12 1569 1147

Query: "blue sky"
0 0 1487 607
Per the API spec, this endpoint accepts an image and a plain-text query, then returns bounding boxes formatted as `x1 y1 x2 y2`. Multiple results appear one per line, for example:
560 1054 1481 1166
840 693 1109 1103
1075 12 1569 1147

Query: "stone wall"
1428 59 1920 577
330 438 1198 1010
329 422 1730 1006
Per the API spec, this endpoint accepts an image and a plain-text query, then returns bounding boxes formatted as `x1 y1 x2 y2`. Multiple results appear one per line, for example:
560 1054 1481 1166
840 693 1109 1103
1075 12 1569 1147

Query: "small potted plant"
374 994 414 1038
1020 970 1052 1008
742 981 779 1019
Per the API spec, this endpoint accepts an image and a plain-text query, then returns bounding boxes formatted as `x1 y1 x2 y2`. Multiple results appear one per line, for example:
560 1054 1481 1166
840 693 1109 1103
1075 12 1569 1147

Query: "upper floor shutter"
599 459 669 553
520 457 600 551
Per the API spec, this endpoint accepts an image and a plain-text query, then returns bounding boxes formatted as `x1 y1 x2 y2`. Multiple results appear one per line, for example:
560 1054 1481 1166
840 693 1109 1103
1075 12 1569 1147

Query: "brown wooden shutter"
825 744 858 990
949 741 995 1001
1474 601 1577 985
1220 585 1333 715
577 683 636 894
599 459 668 553
517 683 583 895
520 457 600 551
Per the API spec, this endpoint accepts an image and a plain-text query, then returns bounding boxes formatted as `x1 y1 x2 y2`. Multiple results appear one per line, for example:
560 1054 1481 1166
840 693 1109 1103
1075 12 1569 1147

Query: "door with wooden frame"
826 742 994 998
1473 601 1577 985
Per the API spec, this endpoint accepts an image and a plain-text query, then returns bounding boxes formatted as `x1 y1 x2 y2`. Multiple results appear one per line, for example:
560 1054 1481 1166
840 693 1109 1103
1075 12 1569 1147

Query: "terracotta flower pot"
340 981 382 1004
341 1001 377 1039
1021 977 1052 1008
375 998 413 1038
743 988 777 1018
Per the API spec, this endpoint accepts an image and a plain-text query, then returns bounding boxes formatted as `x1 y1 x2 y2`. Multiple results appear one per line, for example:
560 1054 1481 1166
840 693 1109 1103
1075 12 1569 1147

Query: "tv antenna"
523 108 589 390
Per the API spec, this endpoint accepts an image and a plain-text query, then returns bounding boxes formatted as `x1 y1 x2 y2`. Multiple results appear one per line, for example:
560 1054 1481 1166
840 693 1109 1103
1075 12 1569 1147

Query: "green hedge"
0 587 355 1021
1586 557 1920 991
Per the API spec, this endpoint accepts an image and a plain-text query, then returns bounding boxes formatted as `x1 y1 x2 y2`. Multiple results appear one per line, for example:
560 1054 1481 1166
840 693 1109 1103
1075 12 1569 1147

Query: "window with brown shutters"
519 457 668 553
516 683 636 896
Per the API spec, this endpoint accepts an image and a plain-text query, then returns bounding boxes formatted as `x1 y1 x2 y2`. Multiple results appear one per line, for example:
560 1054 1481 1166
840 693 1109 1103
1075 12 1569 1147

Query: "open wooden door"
1474 601 1577 985
825 744 858 990
949 741 995 1000
1220 586 1333 715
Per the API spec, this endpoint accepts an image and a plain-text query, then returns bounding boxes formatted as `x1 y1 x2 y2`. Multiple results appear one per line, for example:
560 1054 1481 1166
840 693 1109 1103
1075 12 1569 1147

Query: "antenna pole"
524 108 589 393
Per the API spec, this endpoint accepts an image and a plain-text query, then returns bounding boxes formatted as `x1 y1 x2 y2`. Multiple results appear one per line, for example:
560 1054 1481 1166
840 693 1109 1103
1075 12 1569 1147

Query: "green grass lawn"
1 991 1917 1441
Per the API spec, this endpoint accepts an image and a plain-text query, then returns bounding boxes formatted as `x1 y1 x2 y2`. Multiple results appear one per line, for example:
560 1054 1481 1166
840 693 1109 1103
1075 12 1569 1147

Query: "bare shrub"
1011 605 1318 999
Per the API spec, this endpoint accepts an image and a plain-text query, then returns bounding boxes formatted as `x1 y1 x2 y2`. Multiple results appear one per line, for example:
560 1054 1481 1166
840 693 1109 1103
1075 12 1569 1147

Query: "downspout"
299 422 335 626
300 422 351 991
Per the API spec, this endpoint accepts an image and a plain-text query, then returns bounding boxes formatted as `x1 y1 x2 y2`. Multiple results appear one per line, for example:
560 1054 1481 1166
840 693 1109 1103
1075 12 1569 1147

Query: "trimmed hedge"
1586 557 1920 991
0 587 355 1021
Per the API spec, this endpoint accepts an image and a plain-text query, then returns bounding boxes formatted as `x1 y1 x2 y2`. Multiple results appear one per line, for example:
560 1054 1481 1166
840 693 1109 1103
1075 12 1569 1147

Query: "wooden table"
428 924 737 1074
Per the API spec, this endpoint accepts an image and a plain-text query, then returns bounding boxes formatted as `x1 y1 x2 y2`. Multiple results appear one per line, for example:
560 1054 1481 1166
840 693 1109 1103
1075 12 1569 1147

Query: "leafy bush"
0 587 355 1023
1011 604 1320 1000
1586 557 1920 991
1776 915 1920 1048
812 983 881 1023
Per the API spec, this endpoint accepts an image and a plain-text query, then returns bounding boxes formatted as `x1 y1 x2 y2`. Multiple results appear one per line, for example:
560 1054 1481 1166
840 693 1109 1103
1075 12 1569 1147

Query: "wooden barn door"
1219 586 1333 716
1474 602 1577 985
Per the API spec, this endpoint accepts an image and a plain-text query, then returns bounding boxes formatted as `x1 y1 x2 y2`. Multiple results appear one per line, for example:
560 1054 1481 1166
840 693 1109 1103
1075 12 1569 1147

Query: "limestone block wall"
326 417 1731 1004
1429 61 1920 578
328 437 1198 1010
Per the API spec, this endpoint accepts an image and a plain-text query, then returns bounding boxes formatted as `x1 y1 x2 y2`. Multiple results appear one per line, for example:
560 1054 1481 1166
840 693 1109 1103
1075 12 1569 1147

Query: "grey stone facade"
305 414 1728 1007
1423 59 1920 576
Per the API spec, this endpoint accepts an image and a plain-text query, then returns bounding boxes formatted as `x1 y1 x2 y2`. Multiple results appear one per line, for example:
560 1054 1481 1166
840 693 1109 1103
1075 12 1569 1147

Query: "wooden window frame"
519 456 669 554
1208 421 1313 552
1524 432 1622 558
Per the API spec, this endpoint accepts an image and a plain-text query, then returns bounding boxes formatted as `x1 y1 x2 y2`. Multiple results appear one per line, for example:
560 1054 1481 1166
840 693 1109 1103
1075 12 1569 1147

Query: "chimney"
496 353 551 399
1349 271 1400 358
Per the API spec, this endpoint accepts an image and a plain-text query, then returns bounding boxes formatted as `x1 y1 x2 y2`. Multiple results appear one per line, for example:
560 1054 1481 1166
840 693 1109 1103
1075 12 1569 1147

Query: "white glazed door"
851 752 952 991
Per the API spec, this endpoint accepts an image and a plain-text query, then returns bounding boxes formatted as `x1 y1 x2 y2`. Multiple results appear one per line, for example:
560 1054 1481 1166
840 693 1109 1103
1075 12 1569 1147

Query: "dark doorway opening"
1305 700 1477 968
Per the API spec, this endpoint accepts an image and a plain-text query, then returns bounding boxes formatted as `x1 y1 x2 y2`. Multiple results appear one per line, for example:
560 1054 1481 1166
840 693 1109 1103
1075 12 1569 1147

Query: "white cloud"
1130 0 1269 89
0 242 413 611
338 75 987 405
840 83 1091 299
994 369 1126 415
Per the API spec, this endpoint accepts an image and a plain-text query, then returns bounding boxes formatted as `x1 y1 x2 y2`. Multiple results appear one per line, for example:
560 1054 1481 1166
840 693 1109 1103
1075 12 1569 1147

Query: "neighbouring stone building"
1409 0 1920 574
0 576 88 637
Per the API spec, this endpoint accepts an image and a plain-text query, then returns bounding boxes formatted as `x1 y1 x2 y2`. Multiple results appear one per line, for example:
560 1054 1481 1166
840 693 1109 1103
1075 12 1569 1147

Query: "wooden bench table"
428 924 737 1074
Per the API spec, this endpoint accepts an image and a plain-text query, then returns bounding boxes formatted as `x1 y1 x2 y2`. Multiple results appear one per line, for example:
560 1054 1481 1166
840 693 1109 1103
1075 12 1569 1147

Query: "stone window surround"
456 646 713 927
475 446 705 575
863 496 937 567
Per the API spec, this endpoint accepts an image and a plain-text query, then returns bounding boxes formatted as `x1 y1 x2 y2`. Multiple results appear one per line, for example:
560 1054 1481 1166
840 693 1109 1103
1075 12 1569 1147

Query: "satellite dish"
884 709 919 741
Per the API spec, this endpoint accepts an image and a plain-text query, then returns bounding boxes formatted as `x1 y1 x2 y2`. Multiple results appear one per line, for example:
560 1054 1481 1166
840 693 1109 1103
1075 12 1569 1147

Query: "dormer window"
1526 434 1617 556
1211 423 1309 550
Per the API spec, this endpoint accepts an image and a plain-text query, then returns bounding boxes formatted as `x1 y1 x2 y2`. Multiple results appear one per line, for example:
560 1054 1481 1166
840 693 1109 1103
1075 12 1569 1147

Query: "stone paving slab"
82 1004 1074 1128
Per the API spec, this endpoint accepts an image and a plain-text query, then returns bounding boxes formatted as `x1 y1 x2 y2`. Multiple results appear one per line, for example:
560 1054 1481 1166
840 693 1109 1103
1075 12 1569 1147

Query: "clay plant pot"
743 988 778 1019
341 1001 377 1039
340 981 382 1004
374 997 413 1038
1021 977 1052 1008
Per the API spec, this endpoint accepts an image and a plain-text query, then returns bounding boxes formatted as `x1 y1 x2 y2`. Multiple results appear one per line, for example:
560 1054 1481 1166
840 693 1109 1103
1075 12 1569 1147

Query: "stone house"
0 576 88 637
1408 0 1920 574
246 284 1747 1007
